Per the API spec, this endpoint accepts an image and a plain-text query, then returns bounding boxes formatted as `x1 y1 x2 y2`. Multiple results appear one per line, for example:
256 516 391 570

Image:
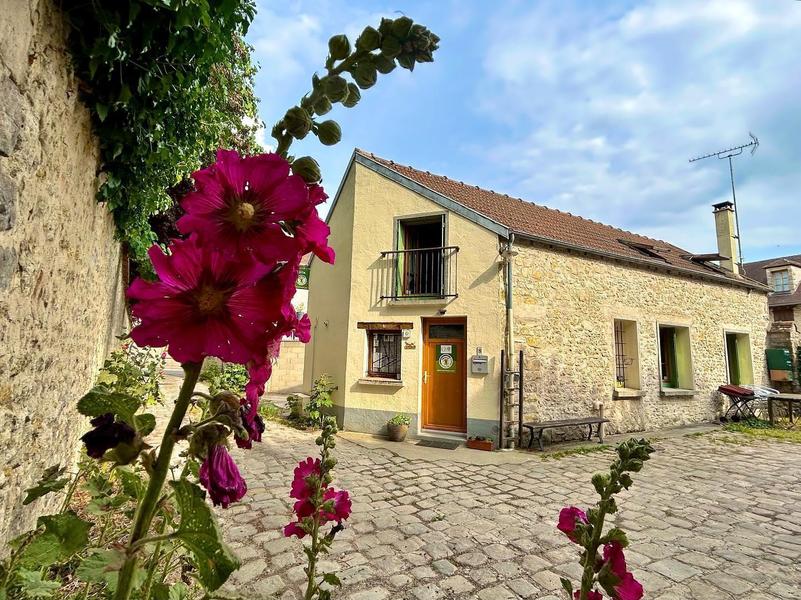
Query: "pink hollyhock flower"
199 445 247 508
295 210 335 264
283 521 306 539
573 591 603 600
177 150 313 263
127 237 291 364
557 506 588 543
293 498 315 519
290 457 322 500
602 542 643 600
321 488 352 523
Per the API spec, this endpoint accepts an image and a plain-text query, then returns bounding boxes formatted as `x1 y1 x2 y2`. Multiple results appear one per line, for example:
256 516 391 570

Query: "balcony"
379 246 459 301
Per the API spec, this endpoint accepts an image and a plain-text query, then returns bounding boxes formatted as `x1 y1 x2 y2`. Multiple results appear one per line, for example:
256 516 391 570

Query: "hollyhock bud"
316 120 341 146
327 34 350 60
284 106 312 139
352 62 377 89
292 156 321 184
356 26 381 51
199 445 247 508
312 95 332 116
373 54 396 75
557 506 588 543
341 83 361 108
81 413 136 459
323 75 349 102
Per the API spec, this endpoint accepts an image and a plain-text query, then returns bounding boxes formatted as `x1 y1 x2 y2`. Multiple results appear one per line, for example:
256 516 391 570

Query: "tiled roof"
743 254 801 306
355 149 765 290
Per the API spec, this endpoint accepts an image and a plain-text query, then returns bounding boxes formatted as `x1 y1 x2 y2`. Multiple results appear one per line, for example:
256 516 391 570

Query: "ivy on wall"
63 1 261 260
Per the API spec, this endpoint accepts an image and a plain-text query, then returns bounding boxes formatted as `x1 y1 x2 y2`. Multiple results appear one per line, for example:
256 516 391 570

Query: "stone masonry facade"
513 241 769 434
0 1 127 544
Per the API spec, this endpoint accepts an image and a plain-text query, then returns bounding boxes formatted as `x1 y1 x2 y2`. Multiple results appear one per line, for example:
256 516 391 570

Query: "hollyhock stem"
113 361 203 600
303 516 321 600
580 480 614 600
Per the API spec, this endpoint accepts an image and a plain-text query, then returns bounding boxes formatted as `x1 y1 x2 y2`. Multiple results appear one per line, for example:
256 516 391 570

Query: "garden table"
767 393 801 426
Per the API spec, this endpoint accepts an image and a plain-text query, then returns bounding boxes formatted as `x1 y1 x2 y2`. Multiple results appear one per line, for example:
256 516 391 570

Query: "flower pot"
387 423 409 442
467 438 493 451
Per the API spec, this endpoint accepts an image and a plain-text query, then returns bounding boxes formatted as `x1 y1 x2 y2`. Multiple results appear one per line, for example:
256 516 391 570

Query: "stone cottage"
303 150 770 446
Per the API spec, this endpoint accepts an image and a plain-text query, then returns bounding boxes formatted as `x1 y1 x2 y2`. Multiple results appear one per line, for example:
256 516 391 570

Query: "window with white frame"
772 269 791 292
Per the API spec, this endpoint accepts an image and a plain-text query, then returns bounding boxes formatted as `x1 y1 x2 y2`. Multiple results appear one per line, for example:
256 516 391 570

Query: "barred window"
367 331 402 379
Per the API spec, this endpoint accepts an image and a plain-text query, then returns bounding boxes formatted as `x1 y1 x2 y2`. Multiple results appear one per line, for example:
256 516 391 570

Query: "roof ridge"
359 148 683 252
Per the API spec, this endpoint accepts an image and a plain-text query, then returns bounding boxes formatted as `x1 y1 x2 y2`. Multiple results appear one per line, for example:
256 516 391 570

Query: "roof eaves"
354 152 511 239
513 231 769 292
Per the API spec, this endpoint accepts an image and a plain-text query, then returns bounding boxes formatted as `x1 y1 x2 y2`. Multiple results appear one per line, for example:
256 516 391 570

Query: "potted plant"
387 414 411 442
467 436 494 451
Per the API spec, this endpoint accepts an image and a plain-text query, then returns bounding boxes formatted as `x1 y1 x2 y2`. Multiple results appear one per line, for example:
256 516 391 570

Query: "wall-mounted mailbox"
471 354 489 375
766 348 794 382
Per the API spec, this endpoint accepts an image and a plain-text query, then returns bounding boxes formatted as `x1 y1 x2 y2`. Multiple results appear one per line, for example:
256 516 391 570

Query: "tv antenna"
689 132 758 270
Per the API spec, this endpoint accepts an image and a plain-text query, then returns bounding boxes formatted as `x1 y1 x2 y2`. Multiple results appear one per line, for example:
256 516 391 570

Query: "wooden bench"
522 417 610 451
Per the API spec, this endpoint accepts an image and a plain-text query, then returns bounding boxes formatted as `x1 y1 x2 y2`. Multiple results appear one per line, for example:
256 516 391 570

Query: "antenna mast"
689 133 758 270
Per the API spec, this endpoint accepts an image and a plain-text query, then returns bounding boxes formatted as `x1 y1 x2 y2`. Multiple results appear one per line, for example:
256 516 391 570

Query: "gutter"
500 233 517 449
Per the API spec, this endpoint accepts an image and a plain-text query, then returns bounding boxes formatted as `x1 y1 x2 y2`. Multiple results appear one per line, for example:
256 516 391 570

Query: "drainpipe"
501 233 517 449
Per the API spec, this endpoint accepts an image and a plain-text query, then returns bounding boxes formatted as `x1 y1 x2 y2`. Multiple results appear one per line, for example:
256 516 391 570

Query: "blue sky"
247 0 801 262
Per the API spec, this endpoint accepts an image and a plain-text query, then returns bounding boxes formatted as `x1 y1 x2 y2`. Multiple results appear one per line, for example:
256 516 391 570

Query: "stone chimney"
713 201 739 274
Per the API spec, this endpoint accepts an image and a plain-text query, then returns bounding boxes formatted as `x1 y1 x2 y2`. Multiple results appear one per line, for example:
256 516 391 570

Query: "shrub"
388 414 411 427
200 361 249 396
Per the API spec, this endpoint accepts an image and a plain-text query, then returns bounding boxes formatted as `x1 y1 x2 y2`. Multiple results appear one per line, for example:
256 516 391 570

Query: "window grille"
368 331 401 379
614 320 627 387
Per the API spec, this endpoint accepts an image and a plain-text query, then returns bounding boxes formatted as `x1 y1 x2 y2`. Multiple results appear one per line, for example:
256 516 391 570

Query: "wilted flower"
81 413 136 459
236 402 265 449
557 506 588 543
199 445 247 508
127 237 299 365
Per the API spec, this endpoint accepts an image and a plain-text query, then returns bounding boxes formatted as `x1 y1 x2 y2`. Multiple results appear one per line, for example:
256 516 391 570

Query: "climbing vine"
63 1 260 260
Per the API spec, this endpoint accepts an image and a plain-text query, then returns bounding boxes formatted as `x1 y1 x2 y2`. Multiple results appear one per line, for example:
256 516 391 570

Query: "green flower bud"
315 436 324 446
396 54 415 71
374 53 396 74
292 156 321 183
352 61 377 89
328 34 351 60
342 83 361 108
380 36 402 59
284 106 312 139
391 16 413 38
324 75 349 102
313 95 332 116
356 26 381 52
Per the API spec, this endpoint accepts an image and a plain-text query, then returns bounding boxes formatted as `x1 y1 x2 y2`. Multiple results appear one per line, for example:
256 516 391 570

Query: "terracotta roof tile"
356 149 762 288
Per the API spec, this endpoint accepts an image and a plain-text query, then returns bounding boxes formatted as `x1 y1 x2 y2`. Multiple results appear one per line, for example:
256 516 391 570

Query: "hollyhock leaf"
23 465 69 505
170 479 240 590
322 573 341 587
134 413 156 436
152 582 189 600
76 548 146 593
601 528 629 548
17 512 92 568
78 387 141 426
115 467 146 500
560 577 573 596
14 570 60 598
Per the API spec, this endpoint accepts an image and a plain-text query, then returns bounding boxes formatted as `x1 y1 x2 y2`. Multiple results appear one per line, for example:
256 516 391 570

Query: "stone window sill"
387 297 450 307
613 388 644 399
660 388 697 397
358 377 404 387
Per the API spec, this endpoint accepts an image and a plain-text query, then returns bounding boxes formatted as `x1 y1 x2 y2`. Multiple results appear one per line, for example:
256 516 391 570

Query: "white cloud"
477 0 801 258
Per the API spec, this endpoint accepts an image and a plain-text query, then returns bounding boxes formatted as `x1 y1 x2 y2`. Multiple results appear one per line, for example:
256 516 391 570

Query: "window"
613 319 640 389
658 325 693 390
772 269 791 292
367 330 402 379
397 216 444 296
725 332 754 385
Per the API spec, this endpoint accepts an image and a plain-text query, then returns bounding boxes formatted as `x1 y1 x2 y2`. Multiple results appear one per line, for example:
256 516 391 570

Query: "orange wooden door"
422 318 466 432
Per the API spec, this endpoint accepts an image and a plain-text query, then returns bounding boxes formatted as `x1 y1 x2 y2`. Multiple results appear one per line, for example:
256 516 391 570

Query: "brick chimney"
713 201 739 274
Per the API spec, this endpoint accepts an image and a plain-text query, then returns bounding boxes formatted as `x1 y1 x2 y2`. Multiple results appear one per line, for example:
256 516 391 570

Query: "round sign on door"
436 344 457 373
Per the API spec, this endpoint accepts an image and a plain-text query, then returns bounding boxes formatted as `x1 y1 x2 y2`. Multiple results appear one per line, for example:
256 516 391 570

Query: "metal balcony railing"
379 246 459 300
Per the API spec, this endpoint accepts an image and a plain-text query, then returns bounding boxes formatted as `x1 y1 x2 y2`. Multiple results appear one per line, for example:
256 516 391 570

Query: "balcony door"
422 317 467 433
397 215 444 296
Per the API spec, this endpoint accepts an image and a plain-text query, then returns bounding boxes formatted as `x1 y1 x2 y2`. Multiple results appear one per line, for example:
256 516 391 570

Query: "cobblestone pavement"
218 423 801 600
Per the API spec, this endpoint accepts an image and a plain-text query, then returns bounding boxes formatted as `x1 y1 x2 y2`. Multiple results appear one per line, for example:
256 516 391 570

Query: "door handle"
423 371 429 384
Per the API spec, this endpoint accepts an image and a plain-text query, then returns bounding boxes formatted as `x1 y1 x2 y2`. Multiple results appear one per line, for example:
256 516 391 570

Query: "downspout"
501 233 517 449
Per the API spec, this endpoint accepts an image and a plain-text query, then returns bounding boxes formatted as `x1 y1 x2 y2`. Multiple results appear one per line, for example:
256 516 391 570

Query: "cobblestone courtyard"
219 423 801 600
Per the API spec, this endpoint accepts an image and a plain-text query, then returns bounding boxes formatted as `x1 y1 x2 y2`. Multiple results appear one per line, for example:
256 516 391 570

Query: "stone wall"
513 241 770 434
0 1 127 544
766 307 801 392
268 340 306 394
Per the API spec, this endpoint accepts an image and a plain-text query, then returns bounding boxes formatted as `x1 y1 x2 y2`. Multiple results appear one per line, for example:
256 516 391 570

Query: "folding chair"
718 384 757 421
739 384 779 420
